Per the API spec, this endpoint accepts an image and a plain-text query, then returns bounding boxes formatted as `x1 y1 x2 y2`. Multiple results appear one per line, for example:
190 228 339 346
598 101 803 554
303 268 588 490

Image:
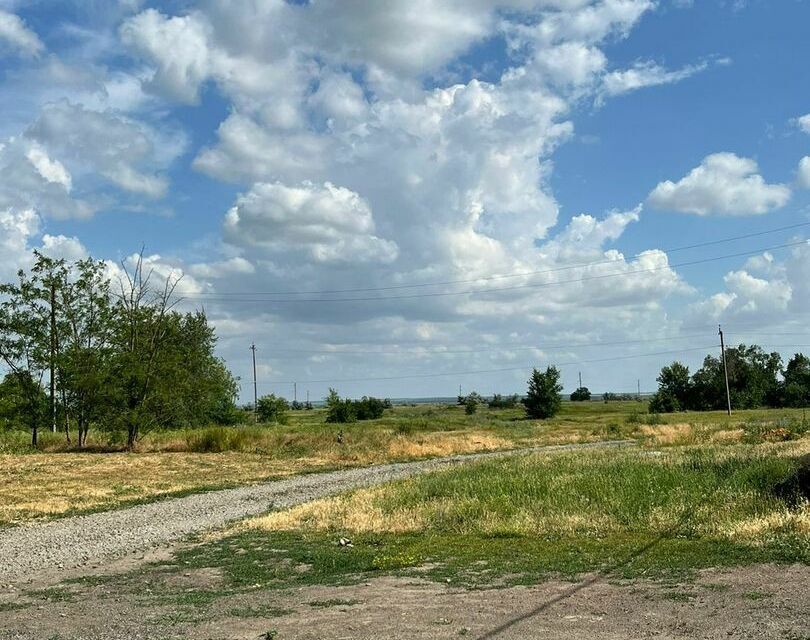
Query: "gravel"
0 440 633 584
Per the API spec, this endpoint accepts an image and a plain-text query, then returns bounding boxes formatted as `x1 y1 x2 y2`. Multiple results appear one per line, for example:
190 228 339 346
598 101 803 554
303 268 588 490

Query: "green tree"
523 366 562 419
648 362 691 413
325 388 356 424
782 353 810 408
256 394 290 423
0 267 50 445
570 387 591 402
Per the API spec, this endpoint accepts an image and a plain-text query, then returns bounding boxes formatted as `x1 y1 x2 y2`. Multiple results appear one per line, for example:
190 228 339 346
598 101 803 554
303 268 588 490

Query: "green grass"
149 442 809 594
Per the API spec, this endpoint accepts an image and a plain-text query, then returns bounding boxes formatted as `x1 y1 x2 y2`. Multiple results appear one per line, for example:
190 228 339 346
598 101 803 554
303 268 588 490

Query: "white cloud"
26 101 178 199
599 59 708 101
39 234 88 261
0 9 43 57
224 181 399 265
25 143 72 191
795 113 810 135
119 9 212 104
0 207 39 280
647 153 791 216
797 156 810 189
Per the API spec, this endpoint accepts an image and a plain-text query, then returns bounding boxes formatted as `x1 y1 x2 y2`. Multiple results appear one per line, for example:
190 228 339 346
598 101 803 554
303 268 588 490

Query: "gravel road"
0 441 633 584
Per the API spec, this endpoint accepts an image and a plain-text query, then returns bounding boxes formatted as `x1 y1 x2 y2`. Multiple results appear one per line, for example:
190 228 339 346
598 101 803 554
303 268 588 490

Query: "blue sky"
1 0 809 401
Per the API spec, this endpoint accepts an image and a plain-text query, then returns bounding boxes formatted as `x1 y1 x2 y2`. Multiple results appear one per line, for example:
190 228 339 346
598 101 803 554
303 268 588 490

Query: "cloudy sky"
1 0 809 401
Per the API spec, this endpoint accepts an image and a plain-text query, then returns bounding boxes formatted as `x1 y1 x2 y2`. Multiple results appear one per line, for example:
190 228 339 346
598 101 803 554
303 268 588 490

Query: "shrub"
523 366 562 419
487 393 519 408
256 394 290 424
570 387 591 402
354 396 386 420
325 389 356 424
465 397 478 415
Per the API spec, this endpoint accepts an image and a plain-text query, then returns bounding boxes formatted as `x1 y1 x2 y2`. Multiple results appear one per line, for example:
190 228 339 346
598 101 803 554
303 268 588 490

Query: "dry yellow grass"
0 429 522 526
0 452 336 526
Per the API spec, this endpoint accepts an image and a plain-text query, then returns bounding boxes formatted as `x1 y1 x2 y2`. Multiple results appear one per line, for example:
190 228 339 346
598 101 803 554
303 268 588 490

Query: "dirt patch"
1 563 807 639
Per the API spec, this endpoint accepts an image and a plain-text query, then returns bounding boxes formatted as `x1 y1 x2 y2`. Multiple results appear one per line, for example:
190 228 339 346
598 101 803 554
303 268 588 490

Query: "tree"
108 251 182 448
0 267 50 446
53 256 114 446
782 353 810 408
523 366 562 419
690 346 781 411
464 395 478 415
256 394 289 423
570 386 591 402
648 362 691 413
325 388 356 424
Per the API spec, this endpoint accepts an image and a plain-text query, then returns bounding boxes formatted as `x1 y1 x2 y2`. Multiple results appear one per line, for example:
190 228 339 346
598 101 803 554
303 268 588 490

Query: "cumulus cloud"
647 153 791 216
794 113 810 135
224 181 399 265
0 9 44 58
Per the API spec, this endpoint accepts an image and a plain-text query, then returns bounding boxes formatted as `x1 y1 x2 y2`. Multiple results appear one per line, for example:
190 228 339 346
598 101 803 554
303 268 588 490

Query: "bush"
354 396 386 420
464 397 478 415
570 387 591 402
256 394 289 424
523 367 562 419
325 389 356 424
487 393 519 408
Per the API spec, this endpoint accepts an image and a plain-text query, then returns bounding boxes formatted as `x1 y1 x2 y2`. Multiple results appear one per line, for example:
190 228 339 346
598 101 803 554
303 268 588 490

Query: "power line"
257 332 714 357
255 342 810 388
179 221 810 298
257 344 720 386
181 239 808 304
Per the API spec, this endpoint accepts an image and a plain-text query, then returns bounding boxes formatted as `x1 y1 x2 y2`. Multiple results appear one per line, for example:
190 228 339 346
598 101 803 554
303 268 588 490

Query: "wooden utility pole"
578 371 583 389
718 325 732 415
250 343 258 421
637 379 641 398
294 382 297 403
49 280 57 433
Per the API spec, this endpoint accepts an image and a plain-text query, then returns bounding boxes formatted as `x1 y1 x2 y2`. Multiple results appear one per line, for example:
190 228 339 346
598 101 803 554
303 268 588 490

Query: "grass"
228 440 810 586
1 402 807 526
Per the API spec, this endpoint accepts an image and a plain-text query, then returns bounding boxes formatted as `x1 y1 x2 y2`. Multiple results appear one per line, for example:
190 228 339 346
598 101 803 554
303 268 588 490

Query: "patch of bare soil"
0 564 807 639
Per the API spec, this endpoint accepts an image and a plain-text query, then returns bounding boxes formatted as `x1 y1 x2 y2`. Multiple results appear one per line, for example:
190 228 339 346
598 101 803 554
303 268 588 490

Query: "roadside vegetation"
128 438 806 614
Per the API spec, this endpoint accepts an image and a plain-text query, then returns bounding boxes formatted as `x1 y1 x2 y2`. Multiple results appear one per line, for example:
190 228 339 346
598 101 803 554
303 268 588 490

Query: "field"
1 401 809 638
1 401 807 526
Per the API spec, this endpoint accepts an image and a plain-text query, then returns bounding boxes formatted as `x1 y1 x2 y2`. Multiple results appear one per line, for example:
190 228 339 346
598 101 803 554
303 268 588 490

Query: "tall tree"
0 268 50 446
523 366 563 419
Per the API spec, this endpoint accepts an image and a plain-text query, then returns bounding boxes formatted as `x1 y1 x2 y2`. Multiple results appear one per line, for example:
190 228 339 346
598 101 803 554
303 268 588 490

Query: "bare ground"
0 562 807 639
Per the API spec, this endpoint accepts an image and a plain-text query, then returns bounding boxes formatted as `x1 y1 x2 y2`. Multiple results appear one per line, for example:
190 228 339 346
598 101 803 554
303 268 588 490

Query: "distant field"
1 401 807 526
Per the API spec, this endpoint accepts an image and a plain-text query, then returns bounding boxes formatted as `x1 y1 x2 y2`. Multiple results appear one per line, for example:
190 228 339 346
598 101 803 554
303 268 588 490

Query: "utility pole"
49 280 57 433
637 379 641 398
250 343 258 421
306 389 310 406
578 371 582 389
294 382 297 404
718 325 732 416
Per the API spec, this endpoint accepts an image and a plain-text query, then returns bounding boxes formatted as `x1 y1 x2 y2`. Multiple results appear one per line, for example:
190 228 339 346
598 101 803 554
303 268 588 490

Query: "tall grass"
253 444 810 549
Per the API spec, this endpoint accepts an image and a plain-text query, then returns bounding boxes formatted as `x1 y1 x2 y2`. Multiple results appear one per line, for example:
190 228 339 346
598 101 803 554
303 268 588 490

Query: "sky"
1 0 809 402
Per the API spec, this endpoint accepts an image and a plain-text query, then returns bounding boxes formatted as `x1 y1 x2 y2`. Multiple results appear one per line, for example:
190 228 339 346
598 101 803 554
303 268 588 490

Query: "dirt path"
0 440 633 586
0 562 806 639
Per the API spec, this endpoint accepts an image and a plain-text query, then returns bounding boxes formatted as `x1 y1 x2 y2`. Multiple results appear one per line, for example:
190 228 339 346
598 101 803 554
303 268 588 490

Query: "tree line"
649 344 810 413
0 251 239 448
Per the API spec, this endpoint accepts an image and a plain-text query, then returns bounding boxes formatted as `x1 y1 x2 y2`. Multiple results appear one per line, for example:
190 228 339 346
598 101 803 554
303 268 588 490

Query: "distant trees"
570 387 591 402
0 250 241 448
523 366 562 419
487 393 520 408
649 345 809 413
325 389 389 423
